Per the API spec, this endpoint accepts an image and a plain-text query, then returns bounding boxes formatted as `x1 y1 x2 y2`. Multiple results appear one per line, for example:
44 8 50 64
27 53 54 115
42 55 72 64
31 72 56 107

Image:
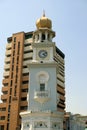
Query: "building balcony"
2 86 8 92
1 94 8 101
58 103 65 109
21 92 27 98
25 38 33 43
5 49 11 56
60 95 65 101
23 60 32 66
57 74 65 82
23 53 33 59
0 111 6 116
4 64 10 70
20 101 28 107
2 78 9 85
21 84 28 89
5 57 11 63
24 46 32 52
0 103 7 108
6 43 12 49
57 86 65 95
22 76 29 81
57 79 65 88
3 71 9 77
22 68 29 74
34 90 50 104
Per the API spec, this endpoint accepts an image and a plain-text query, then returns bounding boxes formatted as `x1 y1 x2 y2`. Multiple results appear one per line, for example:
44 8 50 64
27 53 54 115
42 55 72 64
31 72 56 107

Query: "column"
35 35 38 43
45 31 48 41
39 32 42 42
49 34 53 42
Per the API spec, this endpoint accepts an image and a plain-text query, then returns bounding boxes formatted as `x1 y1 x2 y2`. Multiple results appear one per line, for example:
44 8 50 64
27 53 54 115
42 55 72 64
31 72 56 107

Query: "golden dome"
36 13 52 29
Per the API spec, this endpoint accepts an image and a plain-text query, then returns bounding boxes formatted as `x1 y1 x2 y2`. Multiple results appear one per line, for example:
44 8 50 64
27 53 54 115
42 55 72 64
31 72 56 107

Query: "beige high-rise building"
0 14 65 130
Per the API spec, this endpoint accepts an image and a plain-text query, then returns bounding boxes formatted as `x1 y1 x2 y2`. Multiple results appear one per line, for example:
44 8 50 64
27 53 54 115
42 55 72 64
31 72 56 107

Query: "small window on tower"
40 83 45 91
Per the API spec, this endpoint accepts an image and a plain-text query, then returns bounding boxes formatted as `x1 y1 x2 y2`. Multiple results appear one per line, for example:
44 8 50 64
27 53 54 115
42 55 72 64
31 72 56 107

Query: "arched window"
42 34 45 41
36 71 49 91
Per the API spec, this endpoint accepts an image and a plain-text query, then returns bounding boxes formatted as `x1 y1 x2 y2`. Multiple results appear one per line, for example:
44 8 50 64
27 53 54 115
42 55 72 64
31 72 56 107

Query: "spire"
43 10 45 17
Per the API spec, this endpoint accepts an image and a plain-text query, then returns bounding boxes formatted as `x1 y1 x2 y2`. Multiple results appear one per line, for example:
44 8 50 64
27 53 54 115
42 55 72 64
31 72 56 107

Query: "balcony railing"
34 90 50 104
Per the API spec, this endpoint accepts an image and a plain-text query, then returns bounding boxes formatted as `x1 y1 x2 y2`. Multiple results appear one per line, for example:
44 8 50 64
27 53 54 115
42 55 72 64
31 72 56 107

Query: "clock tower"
20 13 64 130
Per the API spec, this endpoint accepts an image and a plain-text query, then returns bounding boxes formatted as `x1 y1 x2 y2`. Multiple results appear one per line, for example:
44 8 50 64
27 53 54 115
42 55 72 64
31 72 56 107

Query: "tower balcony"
34 90 50 104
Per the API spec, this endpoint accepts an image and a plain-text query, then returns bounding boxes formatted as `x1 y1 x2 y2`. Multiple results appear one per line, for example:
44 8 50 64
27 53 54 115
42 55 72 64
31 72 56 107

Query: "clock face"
38 50 48 58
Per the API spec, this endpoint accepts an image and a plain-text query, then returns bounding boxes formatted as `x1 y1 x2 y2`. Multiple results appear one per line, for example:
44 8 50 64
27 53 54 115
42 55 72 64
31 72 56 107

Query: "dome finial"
36 12 52 29
43 10 45 17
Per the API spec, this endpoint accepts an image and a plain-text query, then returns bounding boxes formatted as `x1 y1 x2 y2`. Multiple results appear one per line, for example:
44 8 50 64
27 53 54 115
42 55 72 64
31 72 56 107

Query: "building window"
8 105 11 112
3 99 7 103
7 123 9 130
24 43 31 47
11 72 13 79
4 83 8 87
20 106 27 110
6 54 11 57
24 50 33 54
9 96 11 103
40 83 45 91
14 85 17 96
2 107 6 111
23 65 27 68
17 56 19 64
21 89 28 92
16 66 18 73
0 116 5 120
23 57 32 61
3 91 8 94
15 77 17 83
36 71 49 92
21 97 27 101
18 42 20 55
7 114 10 121
25 34 33 39
18 42 20 47
22 81 29 84
12 65 14 71
13 43 15 49
10 88 12 95
10 80 13 86
13 50 15 56
14 37 16 42
22 73 29 76
0 125 4 130
12 58 14 64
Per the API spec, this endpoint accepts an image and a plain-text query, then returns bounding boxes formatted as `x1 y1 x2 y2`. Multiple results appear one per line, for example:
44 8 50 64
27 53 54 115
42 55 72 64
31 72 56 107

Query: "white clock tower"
20 13 64 130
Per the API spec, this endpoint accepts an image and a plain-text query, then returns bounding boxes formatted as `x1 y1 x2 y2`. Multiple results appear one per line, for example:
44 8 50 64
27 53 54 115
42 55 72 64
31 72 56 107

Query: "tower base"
20 110 64 130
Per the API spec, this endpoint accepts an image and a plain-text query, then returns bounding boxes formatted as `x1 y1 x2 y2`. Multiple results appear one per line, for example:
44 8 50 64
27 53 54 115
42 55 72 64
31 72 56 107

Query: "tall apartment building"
0 14 65 130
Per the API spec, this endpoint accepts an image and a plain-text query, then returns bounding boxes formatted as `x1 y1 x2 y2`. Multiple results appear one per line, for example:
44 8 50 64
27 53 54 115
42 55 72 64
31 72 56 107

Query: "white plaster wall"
28 66 57 111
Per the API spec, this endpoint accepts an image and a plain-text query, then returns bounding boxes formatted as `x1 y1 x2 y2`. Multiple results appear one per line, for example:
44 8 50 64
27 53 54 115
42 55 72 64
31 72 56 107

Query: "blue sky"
0 0 87 115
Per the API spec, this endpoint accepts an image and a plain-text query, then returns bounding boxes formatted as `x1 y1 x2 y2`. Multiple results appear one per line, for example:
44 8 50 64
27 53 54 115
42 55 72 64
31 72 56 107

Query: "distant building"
64 112 87 130
0 13 65 130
